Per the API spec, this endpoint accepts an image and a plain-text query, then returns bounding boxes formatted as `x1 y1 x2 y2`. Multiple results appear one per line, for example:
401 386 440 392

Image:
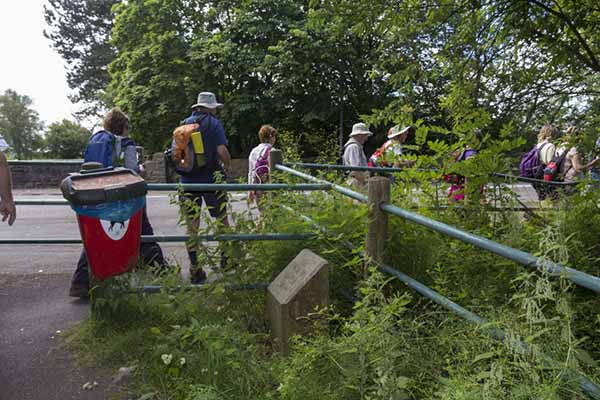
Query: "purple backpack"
519 143 548 178
252 144 272 184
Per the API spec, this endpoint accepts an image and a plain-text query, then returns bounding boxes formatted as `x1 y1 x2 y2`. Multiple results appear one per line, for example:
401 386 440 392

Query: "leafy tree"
44 119 90 159
108 0 201 154
44 0 120 118
0 90 43 159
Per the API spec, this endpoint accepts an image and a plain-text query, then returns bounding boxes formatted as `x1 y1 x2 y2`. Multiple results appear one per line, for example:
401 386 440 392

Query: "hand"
0 199 16 226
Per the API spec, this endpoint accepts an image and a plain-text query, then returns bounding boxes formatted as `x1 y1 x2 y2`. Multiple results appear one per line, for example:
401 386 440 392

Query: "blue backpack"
84 130 133 168
519 143 548 178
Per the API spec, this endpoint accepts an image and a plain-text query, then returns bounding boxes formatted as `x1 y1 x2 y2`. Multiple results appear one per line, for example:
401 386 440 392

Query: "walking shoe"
69 283 89 298
190 268 207 284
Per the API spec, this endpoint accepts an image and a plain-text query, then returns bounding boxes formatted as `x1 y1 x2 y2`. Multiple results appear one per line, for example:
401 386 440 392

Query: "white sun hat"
349 122 373 137
388 125 412 139
191 92 223 109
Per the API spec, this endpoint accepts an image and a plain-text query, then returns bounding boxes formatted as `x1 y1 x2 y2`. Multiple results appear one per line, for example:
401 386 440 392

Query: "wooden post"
269 148 283 183
365 177 390 274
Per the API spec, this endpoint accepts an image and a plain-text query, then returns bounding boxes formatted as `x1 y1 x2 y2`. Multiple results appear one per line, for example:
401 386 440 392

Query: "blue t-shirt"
179 111 228 184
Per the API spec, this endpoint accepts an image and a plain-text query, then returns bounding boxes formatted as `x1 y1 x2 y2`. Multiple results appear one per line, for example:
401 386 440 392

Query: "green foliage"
44 0 119 118
0 89 43 159
43 119 90 158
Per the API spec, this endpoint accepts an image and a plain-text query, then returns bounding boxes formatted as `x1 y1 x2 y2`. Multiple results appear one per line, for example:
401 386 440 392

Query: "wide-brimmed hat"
349 122 373 137
388 125 412 139
191 92 223 109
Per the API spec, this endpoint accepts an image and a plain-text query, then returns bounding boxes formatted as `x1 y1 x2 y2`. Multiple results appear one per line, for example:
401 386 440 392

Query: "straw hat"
191 92 223 109
349 122 373 137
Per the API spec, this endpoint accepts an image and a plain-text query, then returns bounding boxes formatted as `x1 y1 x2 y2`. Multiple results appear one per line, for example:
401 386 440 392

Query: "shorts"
180 191 227 219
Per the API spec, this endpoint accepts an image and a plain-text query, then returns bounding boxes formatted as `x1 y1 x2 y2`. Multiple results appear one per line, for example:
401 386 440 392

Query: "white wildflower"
161 353 173 365
179 357 186 366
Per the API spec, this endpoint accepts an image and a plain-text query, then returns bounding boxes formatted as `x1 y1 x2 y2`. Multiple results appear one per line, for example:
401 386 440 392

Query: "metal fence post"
269 149 283 183
365 176 391 275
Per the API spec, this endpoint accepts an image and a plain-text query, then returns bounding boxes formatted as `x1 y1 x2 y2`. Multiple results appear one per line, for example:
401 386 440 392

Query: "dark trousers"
71 207 166 286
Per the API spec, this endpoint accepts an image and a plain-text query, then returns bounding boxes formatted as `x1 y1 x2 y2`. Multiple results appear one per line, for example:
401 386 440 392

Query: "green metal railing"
8 159 83 166
146 182 331 191
280 203 600 398
275 163 600 293
0 233 316 245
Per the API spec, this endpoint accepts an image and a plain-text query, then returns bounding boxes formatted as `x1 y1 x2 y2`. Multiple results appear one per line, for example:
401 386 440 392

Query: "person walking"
342 122 372 188
368 125 416 169
533 124 558 200
178 92 232 284
70 108 167 297
248 124 277 209
0 135 16 226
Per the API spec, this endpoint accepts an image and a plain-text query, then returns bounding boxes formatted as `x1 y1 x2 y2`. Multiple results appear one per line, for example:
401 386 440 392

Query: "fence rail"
275 161 600 293
0 233 315 245
8 159 83 166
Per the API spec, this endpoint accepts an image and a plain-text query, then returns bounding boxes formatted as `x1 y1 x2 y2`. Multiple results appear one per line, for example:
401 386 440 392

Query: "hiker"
368 125 416 183
342 122 372 188
589 136 600 187
70 108 167 297
177 91 232 284
368 125 416 169
0 137 16 226
444 128 483 202
248 124 277 209
521 124 558 200
558 126 599 186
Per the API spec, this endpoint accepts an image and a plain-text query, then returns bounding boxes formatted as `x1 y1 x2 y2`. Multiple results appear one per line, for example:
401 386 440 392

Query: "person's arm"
0 152 16 226
217 145 231 175
214 120 231 175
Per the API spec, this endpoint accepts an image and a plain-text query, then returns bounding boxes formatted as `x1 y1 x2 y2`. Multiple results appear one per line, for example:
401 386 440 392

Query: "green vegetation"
41 0 600 157
66 134 600 399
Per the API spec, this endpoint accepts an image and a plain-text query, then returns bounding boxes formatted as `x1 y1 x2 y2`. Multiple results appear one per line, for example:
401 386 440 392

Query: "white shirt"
537 140 556 165
248 143 272 183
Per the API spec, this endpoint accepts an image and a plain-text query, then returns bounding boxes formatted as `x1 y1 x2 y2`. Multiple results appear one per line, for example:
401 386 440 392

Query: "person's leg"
69 249 90 297
139 207 167 268
180 192 206 283
204 191 231 269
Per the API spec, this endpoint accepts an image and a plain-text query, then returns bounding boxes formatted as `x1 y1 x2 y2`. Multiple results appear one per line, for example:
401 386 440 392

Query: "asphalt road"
0 190 250 400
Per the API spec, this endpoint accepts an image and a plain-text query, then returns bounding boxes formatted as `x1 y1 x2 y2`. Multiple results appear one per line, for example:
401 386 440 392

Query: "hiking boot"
190 268 207 284
69 282 89 298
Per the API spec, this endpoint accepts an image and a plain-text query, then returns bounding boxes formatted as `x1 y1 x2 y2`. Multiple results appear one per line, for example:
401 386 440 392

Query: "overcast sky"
0 1 79 127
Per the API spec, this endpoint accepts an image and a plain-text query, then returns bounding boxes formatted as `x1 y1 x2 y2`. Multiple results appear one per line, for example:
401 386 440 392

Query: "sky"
0 0 79 127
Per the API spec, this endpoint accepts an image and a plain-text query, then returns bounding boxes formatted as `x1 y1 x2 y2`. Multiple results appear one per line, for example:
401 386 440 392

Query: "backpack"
443 149 478 185
171 114 210 175
543 149 568 181
519 143 548 178
84 130 133 167
252 144 272 184
367 143 388 167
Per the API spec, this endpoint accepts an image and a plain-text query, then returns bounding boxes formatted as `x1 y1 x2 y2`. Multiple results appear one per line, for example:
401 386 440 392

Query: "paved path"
0 189 252 400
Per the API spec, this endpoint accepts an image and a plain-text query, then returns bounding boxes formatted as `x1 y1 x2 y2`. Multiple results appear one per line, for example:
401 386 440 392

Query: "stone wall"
9 161 82 189
9 156 250 189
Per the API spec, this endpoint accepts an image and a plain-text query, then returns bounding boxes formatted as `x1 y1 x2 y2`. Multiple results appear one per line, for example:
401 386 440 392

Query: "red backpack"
367 143 388 167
